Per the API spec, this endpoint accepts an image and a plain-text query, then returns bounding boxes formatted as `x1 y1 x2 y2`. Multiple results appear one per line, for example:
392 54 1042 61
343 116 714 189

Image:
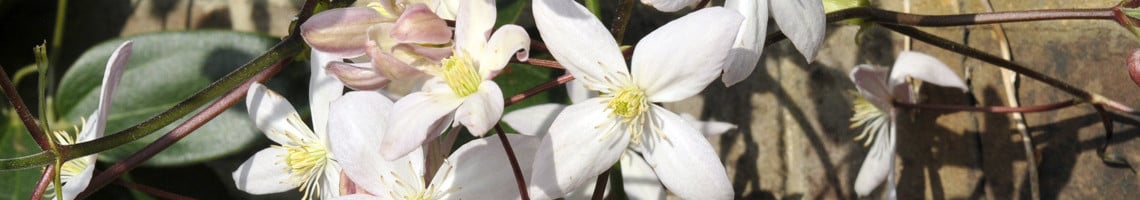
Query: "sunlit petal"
232 148 296 194
771 0 826 61
640 0 699 12
301 7 384 57
528 98 630 199
310 50 347 137
854 120 897 197
326 61 390 91
502 103 565 137
328 91 395 196
87 40 132 138
438 134 541 200
391 3 453 44
478 25 531 78
637 107 732 200
620 152 666 200
679 113 737 137
455 0 495 51
533 0 630 91
455 81 504 137
245 83 307 144
721 0 767 86
888 51 967 92
383 79 463 160
632 7 742 103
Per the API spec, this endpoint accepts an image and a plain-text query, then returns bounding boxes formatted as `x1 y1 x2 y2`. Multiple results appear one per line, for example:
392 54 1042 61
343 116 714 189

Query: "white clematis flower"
530 0 741 199
849 51 967 198
382 0 530 160
328 91 540 200
504 102 736 200
48 41 132 200
232 50 345 200
721 0 826 86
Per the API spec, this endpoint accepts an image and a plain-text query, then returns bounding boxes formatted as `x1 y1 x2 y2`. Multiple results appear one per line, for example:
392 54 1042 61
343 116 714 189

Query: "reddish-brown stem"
75 58 287 199
0 64 52 150
591 169 610 200
520 58 565 69
494 125 529 200
30 164 54 200
112 179 195 200
829 7 1115 27
893 99 1078 113
507 74 575 106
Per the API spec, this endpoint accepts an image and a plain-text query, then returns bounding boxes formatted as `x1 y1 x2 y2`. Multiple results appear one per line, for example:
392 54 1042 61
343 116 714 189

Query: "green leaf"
495 0 529 27
54 31 276 166
0 112 41 199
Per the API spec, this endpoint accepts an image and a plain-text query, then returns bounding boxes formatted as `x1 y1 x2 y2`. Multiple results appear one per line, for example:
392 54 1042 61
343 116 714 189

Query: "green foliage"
495 0 529 27
54 31 278 167
0 113 40 199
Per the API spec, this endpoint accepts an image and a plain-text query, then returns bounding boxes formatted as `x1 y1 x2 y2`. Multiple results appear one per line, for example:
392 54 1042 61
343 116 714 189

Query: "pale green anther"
608 86 648 120
440 55 482 97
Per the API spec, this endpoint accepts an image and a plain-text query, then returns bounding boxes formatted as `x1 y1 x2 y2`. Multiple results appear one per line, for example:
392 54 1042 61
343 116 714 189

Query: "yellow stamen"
439 54 482 97
607 86 648 120
270 114 330 200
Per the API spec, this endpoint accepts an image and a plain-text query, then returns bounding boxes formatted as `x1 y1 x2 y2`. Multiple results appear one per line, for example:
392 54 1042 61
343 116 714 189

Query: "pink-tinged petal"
61 156 97 200
455 0 495 51
721 0 767 87
478 25 530 79
455 81 504 137
328 91 395 196
855 120 896 197
632 7 743 103
232 148 296 194
302 7 385 58
888 51 967 93
438 134 541 200
366 41 428 81
620 152 666 200
334 194 382 200
679 113 737 137
392 3 453 44
311 51 347 137
392 43 453 62
367 23 399 52
640 0 699 12
245 83 308 144
533 0 630 91
637 106 732 200
566 79 597 103
327 61 391 90
772 0 826 61
383 79 464 160
528 98 630 199
850 65 892 112
86 41 132 138
502 103 566 137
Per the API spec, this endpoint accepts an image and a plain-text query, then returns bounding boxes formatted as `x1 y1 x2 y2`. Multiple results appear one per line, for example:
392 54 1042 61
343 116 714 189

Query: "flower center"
440 54 482 97
272 114 331 200
607 86 648 120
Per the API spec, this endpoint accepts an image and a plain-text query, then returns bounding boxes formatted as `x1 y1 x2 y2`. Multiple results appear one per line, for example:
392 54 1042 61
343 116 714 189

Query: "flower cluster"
225 0 964 199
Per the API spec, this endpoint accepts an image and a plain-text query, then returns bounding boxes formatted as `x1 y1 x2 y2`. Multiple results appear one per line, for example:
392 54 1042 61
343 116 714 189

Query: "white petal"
432 0 460 20
637 106 732 200
61 156 97 200
478 25 531 78
640 0 699 12
679 113 737 137
232 148 296 194
889 51 967 92
533 0 630 91
320 166 343 200
566 79 597 103
455 81 504 137
620 152 666 200
383 79 463 160
854 120 897 197
438 134 541 200
86 41 132 138
245 83 309 144
632 7 743 103
721 0 767 87
850 65 893 113
310 50 347 137
771 0 826 61
502 103 566 137
455 0 495 51
528 98 630 199
328 91 396 196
